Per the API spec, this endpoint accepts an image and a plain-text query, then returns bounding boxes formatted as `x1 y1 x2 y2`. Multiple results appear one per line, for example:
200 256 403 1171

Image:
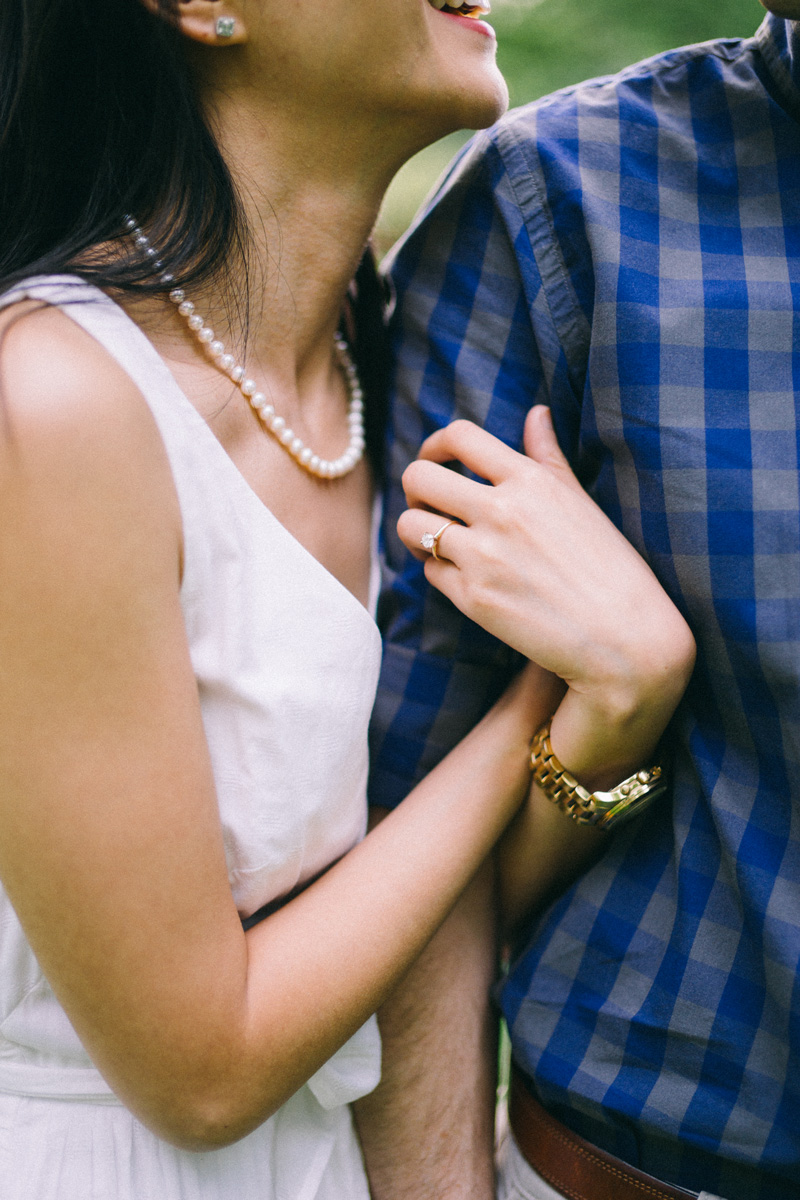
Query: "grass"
374 0 767 254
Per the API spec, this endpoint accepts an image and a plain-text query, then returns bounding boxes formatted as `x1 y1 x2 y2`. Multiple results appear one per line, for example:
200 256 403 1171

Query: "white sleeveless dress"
0 277 383 1200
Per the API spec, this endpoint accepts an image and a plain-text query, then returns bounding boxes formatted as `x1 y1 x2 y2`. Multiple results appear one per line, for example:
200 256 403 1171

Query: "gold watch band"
529 720 667 831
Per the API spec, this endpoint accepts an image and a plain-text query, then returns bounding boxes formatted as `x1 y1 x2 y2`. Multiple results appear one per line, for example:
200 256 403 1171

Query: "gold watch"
529 720 667 831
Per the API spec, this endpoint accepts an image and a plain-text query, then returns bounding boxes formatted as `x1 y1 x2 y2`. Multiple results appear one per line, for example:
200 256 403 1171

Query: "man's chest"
576 160 800 705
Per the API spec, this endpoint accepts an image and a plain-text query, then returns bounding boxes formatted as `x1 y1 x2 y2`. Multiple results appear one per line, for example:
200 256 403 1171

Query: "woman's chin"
425 71 510 142
470 77 510 129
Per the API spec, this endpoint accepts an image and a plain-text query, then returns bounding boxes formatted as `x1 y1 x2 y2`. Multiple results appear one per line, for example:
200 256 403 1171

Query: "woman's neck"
178 73 406 393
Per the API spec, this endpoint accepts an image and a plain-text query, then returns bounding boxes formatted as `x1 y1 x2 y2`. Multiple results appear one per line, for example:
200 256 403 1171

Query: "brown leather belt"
508 1067 696 1200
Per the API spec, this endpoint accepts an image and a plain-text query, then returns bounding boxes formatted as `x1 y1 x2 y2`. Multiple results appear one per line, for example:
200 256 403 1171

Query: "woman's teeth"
428 0 491 17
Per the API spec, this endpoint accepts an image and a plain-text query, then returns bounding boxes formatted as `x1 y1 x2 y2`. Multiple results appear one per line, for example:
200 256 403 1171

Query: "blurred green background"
374 0 766 254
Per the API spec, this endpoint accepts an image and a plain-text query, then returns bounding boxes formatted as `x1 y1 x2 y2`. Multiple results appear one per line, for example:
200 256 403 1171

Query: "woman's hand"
398 407 695 721
398 407 696 791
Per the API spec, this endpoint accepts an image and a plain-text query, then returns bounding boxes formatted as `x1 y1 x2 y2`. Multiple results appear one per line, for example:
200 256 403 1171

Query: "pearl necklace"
124 216 366 480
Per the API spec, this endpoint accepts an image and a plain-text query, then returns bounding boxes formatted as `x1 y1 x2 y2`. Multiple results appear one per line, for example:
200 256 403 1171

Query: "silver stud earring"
215 15 235 37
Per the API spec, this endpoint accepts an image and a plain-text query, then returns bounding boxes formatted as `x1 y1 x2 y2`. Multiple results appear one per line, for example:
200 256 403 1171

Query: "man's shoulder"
492 33 756 150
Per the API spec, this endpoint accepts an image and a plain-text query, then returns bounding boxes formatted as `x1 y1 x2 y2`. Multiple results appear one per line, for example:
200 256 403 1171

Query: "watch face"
595 777 670 831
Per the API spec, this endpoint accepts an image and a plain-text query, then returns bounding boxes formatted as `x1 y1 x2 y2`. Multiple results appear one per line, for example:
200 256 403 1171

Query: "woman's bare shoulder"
0 297 181 564
0 298 154 439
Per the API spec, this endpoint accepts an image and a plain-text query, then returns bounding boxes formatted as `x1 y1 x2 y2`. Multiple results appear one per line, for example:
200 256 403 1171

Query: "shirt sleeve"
368 123 585 809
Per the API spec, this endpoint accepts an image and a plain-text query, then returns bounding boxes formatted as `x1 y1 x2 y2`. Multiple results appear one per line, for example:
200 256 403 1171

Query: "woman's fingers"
416 411 578 500
523 406 584 495
397 507 465 565
417 420 522 485
401 457 485 525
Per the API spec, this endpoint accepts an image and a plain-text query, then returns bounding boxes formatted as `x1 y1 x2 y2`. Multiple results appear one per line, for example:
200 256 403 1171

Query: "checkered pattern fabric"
369 15 800 1200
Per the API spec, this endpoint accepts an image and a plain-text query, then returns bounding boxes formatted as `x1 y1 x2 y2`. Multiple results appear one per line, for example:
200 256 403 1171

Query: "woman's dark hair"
0 0 388 470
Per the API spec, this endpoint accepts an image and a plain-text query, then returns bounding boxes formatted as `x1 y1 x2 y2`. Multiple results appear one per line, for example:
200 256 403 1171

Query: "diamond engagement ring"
420 520 456 561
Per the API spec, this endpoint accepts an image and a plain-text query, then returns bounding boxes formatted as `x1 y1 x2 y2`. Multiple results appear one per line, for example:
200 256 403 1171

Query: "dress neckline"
4 275 381 628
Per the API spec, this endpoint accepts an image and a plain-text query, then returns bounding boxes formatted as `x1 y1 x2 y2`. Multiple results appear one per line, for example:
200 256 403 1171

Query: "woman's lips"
427 0 495 38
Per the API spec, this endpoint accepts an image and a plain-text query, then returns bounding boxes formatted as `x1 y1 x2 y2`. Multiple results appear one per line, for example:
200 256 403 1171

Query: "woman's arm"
0 307 690 1153
0 308 548 1151
397 406 696 927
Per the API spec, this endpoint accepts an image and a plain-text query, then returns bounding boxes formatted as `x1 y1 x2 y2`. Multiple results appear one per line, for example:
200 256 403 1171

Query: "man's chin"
761 0 800 17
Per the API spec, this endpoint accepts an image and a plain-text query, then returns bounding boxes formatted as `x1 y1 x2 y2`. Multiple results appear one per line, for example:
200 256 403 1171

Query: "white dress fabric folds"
0 277 383 1199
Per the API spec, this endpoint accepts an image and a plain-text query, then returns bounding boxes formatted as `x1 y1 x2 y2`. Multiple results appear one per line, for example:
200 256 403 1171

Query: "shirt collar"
756 14 800 121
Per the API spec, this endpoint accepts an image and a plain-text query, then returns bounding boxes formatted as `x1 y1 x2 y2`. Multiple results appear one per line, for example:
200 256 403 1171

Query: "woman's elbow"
122 1071 286 1152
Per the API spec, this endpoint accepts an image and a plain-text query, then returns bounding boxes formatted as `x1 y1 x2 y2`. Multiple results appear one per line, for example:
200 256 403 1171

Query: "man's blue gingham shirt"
369 14 800 1200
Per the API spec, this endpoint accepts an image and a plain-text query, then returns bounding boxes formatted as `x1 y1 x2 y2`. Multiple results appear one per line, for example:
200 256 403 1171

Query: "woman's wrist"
548 623 695 794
